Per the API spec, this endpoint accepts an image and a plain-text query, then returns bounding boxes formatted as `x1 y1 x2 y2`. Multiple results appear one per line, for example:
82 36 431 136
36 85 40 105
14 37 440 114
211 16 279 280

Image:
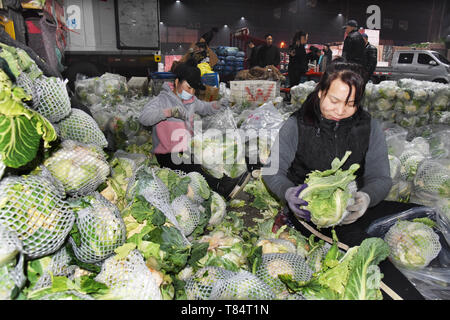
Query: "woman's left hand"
341 191 370 225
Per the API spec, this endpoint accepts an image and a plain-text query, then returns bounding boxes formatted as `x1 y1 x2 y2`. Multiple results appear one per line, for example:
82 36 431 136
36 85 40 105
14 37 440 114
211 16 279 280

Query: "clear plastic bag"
366 206 450 300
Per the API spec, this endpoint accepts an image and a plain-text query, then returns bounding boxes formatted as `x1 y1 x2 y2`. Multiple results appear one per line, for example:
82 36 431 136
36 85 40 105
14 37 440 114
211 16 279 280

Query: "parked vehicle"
373 49 450 84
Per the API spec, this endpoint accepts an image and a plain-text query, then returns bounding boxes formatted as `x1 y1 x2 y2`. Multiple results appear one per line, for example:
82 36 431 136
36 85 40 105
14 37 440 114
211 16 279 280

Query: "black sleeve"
273 47 280 66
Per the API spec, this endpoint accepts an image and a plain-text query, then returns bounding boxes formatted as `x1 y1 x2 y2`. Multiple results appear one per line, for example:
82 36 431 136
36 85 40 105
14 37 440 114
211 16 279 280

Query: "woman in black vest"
262 61 424 299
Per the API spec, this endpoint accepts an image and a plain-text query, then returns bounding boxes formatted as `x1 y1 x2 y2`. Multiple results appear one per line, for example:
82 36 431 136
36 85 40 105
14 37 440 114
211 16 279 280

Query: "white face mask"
178 89 193 101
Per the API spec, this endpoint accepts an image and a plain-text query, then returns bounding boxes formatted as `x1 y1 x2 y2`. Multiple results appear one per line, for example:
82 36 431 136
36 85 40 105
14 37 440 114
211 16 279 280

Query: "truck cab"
373 49 450 84
62 0 161 90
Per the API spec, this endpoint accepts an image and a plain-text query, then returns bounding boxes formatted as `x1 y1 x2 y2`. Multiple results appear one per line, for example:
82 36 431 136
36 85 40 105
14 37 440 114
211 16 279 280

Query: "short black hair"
303 60 368 121
173 59 205 90
264 33 273 39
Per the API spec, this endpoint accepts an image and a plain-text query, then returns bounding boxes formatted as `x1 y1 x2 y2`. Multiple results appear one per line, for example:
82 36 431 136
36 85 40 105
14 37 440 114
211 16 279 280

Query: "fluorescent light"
224 24 228 28
338 13 342 16
241 16 245 20
160 22 163 24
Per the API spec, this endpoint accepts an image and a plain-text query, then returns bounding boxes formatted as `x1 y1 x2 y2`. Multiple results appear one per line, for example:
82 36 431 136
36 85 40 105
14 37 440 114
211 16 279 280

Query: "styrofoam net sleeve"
0 171 76 259
184 267 239 300
0 224 22 265
171 195 201 236
69 192 126 264
44 140 110 197
94 249 162 300
0 252 25 300
32 76 71 123
56 108 108 148
209 270 276 300
32 247 77 291
16 72 37 102
413 160 450 198
256 253 313 299
138 170 190 245
384 220 442 269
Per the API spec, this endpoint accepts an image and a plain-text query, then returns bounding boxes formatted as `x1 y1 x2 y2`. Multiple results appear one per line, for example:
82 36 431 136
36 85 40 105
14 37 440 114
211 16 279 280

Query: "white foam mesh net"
257 238 297 254
0 224 23 263
413 160 450 198
209 270 276 300
256 253 313 299
184 266 235 300
44 140 110 197
399 150 427 181
69 192 126 264
56 108 108 148
32 76 71 123
0 168 75 259
171 195 201 236
0 252 26 299
94 249 162 300
32 247 77 291
384 220 442 269
138 170 190 245
16 72 37 102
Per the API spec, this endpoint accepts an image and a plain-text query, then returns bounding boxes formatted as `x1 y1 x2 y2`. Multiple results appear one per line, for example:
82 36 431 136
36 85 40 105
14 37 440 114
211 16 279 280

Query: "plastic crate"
201 72 220 88
230 80 280 104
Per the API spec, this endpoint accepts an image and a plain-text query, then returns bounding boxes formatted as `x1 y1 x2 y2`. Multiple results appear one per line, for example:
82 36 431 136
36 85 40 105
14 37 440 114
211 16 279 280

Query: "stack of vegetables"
364 79 449 128
1 39 448 300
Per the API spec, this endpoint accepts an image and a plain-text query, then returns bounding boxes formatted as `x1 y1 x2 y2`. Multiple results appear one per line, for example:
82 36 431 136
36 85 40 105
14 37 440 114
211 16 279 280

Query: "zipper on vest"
333 121 339 157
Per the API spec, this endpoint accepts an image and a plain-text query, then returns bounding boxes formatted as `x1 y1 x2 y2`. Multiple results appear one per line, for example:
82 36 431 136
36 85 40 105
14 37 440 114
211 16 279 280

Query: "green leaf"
412 217 437 229
343 238 390 300
187 242 209 268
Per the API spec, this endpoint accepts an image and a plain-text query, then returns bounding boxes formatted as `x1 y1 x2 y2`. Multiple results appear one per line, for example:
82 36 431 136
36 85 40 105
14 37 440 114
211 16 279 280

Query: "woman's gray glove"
341 191 370 225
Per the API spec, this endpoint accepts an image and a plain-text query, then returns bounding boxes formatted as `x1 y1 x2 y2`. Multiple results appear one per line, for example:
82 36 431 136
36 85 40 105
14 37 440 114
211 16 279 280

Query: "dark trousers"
285 200 426 300
155 153 245 199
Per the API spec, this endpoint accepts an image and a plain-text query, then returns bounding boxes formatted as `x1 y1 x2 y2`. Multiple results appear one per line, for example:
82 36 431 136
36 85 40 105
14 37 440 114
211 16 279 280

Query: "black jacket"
287 95 371 188
364 42 378 77
290 44 308 73
257 44 280 68
342 30 366 65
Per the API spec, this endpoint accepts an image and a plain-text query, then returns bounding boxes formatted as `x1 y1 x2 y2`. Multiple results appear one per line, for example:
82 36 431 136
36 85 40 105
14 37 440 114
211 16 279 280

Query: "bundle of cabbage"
297 151 359 228
209 270 276 300
171 195 201 237
207 191 227 227
32 75 71 123
184 266 235 300
384 219 442 269
413 159 450 201
55 108 108 148
197 230 250 272
94 249 162 300
191 131 247 179
255 253 312 300
44 140 110 196
68 192 126 263
289 81 316 106
0 167 75 259
398 137 431 181
0 70 57 169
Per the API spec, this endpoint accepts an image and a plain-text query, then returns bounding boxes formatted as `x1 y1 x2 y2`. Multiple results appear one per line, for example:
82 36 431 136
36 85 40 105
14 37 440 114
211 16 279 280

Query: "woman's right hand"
285 184 311 221
164 106 188 120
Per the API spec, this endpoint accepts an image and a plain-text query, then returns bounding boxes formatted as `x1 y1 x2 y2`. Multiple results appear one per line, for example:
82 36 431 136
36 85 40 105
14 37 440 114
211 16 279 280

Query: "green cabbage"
279 234 390 300
0 70 57 168
298 151 359 228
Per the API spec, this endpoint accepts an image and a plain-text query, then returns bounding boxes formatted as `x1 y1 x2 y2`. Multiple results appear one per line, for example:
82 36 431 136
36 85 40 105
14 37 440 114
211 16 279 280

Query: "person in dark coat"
306 46 321 65
342 20 366 66
320 44 333 72
288 31 309 87
361 33 378 82
247 41 260 69
257 34 281 68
